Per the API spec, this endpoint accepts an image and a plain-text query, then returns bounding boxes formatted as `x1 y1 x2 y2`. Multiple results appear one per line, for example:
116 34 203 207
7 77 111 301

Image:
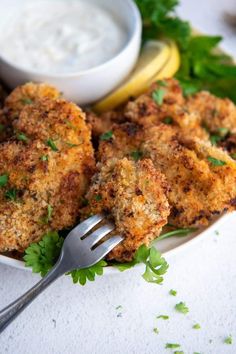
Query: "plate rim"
0 213 229 275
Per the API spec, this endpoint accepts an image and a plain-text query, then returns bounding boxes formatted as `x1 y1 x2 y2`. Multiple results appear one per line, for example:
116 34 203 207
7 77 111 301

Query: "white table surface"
1 1 236 353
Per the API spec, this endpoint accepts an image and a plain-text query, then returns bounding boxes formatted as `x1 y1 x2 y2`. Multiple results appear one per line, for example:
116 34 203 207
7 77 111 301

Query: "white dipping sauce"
0 1 127 74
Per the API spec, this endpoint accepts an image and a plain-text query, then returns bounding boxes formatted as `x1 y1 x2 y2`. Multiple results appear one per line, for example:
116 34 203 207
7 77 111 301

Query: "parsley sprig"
24 232 168 286
135 0 236 103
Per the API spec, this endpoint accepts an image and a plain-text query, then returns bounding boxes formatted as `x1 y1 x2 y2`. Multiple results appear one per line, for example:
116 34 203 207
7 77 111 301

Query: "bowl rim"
0 0 142 78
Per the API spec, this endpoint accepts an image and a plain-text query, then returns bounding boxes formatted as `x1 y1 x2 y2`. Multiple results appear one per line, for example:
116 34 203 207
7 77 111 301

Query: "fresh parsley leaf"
163 116 173 125
157 315 169 320
5 188 17 201
114 245 168 284
46 139 58 152
207 156 226 166
17 132 28 142
136 0 236 103
175 302 189 314
153 327 159 334
24 231 107 284
165 343 181 349
24 231 63 276
193 323 201 330
0 123 5 132
138 245 169 284
135 0 191 49
100 131 113 141
70 260 107 285
152 88 165 105
40 155 48 162
0 174 8 187
224 335 232 345
169 289 177 296
174 352 184 354
158 227 197 241
21 97 33 105
130 151 143 161
94 194 102 202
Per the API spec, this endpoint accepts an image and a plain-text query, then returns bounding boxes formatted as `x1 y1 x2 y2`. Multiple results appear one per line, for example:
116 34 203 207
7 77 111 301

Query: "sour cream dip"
0 0 128 74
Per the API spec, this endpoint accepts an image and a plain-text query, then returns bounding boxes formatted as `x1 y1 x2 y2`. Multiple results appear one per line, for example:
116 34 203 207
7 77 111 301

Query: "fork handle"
0 262 65 333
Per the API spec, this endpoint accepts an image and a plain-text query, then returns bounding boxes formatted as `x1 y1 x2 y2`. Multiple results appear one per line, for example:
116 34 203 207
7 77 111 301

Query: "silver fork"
0 214 123 333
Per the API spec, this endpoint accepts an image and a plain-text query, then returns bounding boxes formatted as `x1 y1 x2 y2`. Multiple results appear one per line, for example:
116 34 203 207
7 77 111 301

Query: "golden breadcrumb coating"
4 82 61 121
142 124 236 227
0 82 61 142
97 122 144 163
0 98 95 252
124 78 209 141
187 91 236 134
81 158 170 262
86 109 124 139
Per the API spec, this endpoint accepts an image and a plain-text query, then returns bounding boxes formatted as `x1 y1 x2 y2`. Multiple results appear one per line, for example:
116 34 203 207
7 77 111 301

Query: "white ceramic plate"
0 213 229 274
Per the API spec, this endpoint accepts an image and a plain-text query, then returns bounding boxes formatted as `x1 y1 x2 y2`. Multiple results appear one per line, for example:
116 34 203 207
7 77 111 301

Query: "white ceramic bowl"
0 0 142 105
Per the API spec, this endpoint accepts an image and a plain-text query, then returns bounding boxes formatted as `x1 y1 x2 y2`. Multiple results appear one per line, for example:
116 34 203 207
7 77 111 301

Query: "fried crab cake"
81 158 170 262
142 124 236 227
0 98 95 252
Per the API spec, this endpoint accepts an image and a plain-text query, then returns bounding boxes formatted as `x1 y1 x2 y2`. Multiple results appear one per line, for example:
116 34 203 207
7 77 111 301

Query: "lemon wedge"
152 40 180 82
94 40 171 112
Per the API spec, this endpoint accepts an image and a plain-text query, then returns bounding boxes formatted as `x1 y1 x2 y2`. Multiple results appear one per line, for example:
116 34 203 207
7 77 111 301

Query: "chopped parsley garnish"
175 302 189 314
40 155 49 162
64 119 77 130
66 142 79 148
193 323 201 330
207 156 226 166
46 139 58 152
214 230 220 236
100 131 113 141
94 194 102 202
158 227 197 241
17 132 28 142
130 151 143 161
163 117 173 125
152 88 165 105
153 327 159 334
174 352 184 354
0 174 8 187
210 127 229 145
224 335 232 345
115 305 122 310
21 98 33 105
5 188 17 201
230 153 236 160
0 123 5 132
169 289 177 296
157 80 167 87
40 205 53 224
157 315 169 320
24 231 107 285
165 343 181 349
